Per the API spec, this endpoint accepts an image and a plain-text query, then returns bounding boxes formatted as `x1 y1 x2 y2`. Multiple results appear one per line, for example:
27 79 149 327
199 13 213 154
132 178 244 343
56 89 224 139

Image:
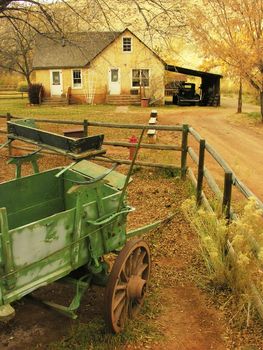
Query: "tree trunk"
237 78 242 113
25 74 31 86
260 91 263 122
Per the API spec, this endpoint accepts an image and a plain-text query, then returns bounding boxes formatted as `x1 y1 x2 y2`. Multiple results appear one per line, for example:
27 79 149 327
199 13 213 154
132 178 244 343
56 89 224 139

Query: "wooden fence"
0 113 184 171
0 86 27 99
186 126 263 215
0 113 263 215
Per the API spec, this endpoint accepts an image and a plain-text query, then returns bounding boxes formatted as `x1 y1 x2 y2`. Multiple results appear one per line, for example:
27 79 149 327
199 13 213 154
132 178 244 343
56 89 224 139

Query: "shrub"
182 197 263 325
228 198 263 293
182 198 229 286
28 83 43 104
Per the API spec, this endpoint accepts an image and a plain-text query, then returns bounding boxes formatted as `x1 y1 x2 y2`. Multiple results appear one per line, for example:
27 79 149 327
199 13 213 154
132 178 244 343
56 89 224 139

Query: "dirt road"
161 97 263 200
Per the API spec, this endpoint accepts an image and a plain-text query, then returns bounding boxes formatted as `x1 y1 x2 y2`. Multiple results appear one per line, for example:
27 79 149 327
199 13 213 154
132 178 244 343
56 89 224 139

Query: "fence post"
181 124 188 180
83 119 88 136
6 112 11 123
6 113 12 156
222 172 232 220
196 139 206 206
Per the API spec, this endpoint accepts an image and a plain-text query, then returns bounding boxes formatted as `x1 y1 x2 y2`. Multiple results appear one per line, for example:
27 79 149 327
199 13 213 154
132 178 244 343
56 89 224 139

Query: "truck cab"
173 83 200 106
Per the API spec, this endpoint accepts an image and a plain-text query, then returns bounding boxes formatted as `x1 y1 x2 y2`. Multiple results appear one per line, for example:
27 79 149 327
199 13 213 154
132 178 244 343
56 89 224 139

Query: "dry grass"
182 197 263 327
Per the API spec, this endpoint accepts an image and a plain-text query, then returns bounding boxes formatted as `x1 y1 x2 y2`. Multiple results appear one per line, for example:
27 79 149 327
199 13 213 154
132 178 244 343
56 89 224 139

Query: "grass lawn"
0 98 178 122
0 98 141 121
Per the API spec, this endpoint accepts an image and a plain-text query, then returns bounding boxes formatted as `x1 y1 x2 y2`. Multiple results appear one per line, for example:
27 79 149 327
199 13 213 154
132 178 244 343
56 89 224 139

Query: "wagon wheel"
104 238 151 333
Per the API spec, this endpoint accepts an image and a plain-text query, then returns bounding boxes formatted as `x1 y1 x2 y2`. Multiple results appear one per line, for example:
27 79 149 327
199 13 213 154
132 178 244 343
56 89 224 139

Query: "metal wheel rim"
104 238 151 333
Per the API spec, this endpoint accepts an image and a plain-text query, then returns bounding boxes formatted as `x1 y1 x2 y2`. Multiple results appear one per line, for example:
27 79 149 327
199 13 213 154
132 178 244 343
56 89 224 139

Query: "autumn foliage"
187 0 263 119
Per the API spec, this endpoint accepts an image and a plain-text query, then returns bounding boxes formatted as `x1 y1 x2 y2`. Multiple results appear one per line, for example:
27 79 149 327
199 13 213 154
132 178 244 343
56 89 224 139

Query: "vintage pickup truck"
173 83 201 106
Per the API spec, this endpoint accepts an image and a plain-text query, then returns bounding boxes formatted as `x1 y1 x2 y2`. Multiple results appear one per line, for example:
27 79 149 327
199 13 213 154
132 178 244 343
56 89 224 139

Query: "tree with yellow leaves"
187 0 263 120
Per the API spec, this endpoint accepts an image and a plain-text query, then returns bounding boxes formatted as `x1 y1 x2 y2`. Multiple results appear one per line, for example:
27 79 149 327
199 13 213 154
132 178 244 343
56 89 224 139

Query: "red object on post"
129 135 138 160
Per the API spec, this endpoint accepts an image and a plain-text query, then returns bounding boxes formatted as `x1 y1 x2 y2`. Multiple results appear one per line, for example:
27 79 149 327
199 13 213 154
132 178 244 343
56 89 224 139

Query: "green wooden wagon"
0 119 165 333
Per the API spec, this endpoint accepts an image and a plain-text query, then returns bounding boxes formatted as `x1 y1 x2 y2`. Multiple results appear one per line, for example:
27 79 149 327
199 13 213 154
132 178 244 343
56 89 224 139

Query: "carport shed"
165 65 223 106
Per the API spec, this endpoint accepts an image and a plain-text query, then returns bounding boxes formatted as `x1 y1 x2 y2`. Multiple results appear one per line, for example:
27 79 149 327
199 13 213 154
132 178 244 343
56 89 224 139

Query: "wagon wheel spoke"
120 269 128 283
116 295 129 329
126 254 133 277
123 298 130 322
132 247 141 273
104 239 151 333
114 297 126 327
113 291 126 311
136 251 147 274
137 263 148 276
116 283 127 291
136 250 146 266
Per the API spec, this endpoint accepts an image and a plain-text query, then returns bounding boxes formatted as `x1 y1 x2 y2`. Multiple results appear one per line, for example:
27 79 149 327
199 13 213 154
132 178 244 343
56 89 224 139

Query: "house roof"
165 64 223 79
33 29 167 70
165 70 187 83
33 31 122 69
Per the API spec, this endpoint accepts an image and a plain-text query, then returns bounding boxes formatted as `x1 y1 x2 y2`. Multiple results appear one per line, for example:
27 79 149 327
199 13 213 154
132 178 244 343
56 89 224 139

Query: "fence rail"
0 89 27 99
0 85 17 91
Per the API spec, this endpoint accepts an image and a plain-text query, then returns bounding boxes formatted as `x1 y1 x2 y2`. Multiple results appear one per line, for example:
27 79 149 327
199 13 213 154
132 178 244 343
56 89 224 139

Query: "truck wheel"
104 238 151 333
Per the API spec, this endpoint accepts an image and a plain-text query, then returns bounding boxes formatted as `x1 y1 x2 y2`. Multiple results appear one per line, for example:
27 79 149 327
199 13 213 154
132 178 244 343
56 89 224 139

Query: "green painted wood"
72 160 130 190
10 209 75 268
0 162 128 310
0 208 16 289
71 190 84 269
8 119 104 154
4 264 72 305
7 198 64 230
0 169 63 216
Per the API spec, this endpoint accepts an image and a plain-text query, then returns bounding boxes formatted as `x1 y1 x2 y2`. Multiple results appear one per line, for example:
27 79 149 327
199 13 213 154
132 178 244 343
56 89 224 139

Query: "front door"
50 70 63 96
109 68 120 95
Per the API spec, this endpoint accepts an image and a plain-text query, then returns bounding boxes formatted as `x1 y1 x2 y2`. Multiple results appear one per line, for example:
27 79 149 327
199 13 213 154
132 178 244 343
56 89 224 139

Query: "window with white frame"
132 69 149 87
72 69 82 88
123 37 132 52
